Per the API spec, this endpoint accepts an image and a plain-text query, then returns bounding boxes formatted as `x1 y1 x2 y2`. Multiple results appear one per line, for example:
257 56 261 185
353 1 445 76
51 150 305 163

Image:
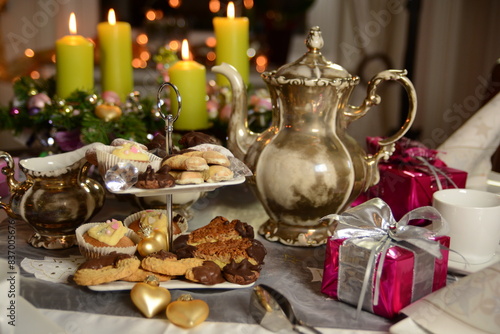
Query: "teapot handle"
346 69 416 144
345 69 417 187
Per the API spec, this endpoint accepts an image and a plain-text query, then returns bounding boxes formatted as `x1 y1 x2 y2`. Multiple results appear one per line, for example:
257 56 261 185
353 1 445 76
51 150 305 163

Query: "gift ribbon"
414 156 458 191
371 137 459 191
321 198 448 318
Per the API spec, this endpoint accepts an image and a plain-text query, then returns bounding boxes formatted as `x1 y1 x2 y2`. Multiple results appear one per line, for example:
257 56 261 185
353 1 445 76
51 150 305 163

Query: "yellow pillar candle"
213 1 249 87
97 9 133 102
56 13 94 99
168 39 208 131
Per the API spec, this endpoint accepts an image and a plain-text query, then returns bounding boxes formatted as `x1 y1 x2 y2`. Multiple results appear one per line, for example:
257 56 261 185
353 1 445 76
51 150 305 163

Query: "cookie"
135 165 175 189
163 155 209 171
183 150 230 167
222 259 261 285
202 165 234 183
178 132 219 147
190 238 263 268
169 171 205 185
120 267 171 282
185 261 225 285
188 216 254 245
73 253 140 286
141 250 204 276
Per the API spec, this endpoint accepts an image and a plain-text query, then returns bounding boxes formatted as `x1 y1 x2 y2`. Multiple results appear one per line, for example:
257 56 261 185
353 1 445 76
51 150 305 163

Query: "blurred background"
0 0 499 151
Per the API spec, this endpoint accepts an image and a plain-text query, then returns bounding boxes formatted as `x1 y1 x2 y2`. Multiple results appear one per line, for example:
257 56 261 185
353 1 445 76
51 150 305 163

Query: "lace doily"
21 256 86 284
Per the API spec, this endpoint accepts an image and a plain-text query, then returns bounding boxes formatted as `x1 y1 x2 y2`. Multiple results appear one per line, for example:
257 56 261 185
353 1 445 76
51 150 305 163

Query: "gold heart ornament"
166 294 209 328
131 276 171 318
94 103 122 122
137 229 167 257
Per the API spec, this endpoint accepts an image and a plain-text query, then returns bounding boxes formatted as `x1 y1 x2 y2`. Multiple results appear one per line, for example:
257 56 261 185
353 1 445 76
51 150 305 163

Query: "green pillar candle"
56 13 94 99
97 9 133 102
213 1 249 87
168 40 208 131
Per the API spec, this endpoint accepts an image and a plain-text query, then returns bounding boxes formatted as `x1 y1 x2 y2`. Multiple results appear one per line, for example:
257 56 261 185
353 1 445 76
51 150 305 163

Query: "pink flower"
102 91 121 105
27 93 51 109
219 104 233 122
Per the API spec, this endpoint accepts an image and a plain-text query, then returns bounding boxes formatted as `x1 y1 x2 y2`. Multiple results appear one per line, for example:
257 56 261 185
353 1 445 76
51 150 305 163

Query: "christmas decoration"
0 76 163 149
137 226 168 257
166 294 209 328
131 275 172 318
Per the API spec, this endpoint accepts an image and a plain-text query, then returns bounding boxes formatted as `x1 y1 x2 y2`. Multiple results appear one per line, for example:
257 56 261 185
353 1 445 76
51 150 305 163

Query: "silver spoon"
250 284 322 334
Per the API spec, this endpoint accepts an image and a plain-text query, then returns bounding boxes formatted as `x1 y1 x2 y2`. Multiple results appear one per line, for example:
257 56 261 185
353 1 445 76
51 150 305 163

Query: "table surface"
0 181 397 332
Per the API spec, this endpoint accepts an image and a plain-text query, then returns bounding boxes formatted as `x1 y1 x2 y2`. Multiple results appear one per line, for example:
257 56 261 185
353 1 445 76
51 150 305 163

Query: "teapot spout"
212 63 258 161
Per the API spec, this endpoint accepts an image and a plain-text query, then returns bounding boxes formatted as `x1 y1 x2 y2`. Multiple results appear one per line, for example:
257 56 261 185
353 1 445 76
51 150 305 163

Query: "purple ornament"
10 107 20 115
29 107 41 116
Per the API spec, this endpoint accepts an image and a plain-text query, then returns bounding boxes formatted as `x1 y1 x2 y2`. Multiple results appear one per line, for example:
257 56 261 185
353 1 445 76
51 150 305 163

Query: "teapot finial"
306 26 324 51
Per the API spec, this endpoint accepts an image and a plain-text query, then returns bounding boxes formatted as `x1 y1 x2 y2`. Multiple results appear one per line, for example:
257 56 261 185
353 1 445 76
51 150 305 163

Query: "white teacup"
433 188 500 264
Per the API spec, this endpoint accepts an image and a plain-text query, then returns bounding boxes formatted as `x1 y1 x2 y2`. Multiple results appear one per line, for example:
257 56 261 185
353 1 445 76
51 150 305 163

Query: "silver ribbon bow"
321 198 449 318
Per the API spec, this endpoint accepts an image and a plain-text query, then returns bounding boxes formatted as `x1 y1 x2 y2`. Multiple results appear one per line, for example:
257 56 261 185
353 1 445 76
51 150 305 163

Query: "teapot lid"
262 26 359 87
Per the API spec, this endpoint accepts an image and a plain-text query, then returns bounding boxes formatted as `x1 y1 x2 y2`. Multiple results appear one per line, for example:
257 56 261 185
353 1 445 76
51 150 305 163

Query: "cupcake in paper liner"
124 209 188 240
76 220 141 259
96 143 162 176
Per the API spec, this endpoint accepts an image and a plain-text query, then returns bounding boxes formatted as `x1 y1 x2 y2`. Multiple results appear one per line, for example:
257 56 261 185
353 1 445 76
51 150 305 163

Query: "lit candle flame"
181 39 191 61
108 9 116 25
227 1 235 19
69 12 77 35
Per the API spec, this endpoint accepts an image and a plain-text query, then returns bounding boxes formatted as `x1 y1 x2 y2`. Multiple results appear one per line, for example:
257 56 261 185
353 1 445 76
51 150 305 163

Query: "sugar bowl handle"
0 151 20 217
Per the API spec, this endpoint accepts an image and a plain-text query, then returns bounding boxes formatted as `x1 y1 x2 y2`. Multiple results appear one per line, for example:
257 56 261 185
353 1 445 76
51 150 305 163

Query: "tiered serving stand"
109 82 245 251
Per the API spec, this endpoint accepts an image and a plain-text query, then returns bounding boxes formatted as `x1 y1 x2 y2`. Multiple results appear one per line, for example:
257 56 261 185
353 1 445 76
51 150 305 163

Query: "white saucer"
447 253 500 275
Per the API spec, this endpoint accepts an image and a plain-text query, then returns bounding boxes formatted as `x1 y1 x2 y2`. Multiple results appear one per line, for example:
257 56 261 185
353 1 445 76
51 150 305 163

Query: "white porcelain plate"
88 279 253 291
109 176 246 197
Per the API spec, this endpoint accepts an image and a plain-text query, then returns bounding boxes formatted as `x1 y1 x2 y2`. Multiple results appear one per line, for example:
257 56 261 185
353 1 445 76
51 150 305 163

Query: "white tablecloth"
15 296 388 334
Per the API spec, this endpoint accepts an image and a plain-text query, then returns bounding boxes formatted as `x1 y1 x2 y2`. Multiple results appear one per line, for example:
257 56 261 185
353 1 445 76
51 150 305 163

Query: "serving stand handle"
156 82 181 251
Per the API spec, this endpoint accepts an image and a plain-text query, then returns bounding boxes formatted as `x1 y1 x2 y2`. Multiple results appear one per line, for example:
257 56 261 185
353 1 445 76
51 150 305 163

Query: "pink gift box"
321 235 449 318
354 137 467 221
0 157 19 198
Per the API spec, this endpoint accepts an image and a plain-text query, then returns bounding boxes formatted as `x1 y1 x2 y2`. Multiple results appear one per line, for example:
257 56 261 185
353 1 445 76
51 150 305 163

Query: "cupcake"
124 209 188 240
76 219 140 259
95 141 162 176
112 143 150 161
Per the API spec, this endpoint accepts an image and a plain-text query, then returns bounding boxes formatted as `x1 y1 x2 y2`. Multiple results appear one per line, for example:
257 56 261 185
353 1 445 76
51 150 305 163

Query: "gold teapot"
212 26 417 246
0 146 105 249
